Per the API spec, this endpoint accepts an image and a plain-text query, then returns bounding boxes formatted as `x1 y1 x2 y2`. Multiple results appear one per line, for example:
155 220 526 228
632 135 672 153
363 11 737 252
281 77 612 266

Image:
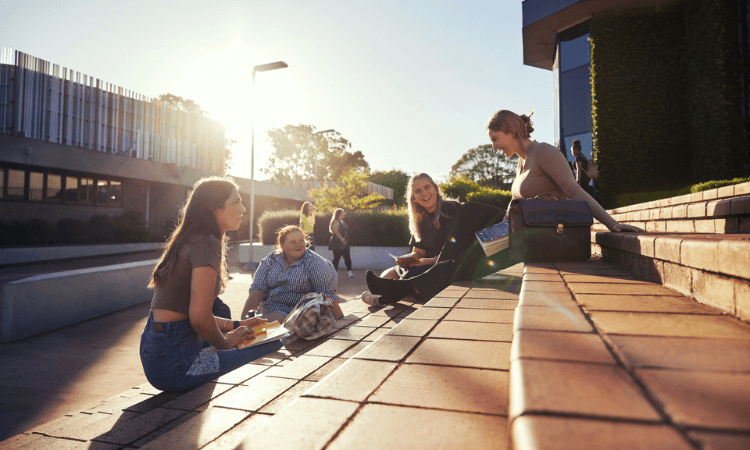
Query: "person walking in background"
140 176 282 393
299 201 316 251
328 208 354 278
572 138 595 198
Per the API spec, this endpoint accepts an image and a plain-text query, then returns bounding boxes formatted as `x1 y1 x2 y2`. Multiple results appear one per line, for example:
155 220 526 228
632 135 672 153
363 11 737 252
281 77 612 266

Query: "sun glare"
169 36 313 179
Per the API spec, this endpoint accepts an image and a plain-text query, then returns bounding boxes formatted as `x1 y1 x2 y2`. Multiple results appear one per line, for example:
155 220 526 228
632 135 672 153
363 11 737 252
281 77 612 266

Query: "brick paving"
3 254 750 449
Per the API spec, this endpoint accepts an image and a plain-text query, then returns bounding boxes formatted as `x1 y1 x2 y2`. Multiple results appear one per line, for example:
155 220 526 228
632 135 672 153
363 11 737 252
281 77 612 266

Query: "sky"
0 0 555 183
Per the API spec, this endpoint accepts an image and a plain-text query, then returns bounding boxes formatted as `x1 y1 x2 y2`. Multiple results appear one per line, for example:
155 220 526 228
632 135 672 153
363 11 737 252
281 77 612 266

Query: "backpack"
586 158 598 179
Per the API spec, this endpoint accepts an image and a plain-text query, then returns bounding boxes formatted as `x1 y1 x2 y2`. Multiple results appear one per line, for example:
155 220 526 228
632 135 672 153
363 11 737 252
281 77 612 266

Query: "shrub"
466 188 513 210
439 175 480 202
56 218 88 244
690 176 750 193
613 177 750 208
258 210 410 247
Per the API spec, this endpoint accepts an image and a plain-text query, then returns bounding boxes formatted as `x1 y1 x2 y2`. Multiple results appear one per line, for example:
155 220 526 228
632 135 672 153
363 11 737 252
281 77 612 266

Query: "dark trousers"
332 248 352 271
381 202 513 303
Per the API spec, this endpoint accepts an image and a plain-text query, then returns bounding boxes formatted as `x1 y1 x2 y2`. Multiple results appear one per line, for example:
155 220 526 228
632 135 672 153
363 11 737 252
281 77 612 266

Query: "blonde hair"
406 173 453 241
329 208 345 233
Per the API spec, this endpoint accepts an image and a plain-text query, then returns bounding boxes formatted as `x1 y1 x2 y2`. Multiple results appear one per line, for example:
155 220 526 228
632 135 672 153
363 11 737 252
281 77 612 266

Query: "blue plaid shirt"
250 249 339 315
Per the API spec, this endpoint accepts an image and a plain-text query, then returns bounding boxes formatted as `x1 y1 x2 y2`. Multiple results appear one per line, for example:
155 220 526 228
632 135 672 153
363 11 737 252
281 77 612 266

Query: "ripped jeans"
139 312 283 392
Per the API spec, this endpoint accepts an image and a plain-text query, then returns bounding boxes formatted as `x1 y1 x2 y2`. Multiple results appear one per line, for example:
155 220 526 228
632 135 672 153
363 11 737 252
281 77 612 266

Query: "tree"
439 175 481 202
451 144 518 187
224 138 236 174
262 124 369 187
158 94 204 113
369 169 410 206
308 169 385 212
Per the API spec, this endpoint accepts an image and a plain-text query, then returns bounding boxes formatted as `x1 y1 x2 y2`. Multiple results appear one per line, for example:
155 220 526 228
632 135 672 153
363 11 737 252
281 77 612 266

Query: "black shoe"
366 270 411 302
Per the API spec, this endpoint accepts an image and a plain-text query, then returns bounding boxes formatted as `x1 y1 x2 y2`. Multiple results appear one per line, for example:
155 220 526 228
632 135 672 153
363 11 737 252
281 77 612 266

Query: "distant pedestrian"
140 176 282 393
299 201 316 251
572 139 595 197
328 208 354 278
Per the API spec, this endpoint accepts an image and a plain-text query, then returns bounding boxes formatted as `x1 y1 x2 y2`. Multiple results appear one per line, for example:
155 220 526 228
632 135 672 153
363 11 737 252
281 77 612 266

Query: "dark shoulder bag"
507 195 593 262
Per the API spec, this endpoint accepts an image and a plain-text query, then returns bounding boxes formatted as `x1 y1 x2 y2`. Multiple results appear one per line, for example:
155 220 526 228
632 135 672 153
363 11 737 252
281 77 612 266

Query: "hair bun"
520 114 535 134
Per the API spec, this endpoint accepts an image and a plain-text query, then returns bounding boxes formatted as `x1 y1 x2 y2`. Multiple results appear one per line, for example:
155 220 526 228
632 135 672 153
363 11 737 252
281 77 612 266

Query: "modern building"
522 0 750 203
0 48 332 242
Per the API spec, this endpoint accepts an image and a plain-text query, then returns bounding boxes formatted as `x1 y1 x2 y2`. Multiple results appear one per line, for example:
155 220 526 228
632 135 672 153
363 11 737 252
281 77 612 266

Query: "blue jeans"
139 312 283 392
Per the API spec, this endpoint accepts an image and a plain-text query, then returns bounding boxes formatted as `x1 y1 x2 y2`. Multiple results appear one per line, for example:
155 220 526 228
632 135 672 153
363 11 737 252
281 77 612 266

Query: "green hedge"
0 211 157 247
257 210 411 247
466 188 513 210
613 177 750 208
590 0 747 208
439 176 480 202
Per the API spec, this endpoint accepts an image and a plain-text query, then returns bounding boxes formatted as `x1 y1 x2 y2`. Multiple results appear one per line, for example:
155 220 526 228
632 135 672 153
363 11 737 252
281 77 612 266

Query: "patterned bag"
283 293 338 340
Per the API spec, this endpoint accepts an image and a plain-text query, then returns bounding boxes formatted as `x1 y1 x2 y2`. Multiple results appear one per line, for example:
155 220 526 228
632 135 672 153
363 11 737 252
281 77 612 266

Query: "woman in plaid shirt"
243 226 339 323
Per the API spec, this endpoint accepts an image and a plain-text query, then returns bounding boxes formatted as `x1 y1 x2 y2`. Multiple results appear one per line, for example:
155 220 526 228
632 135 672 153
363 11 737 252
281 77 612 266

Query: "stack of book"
475 220 510 257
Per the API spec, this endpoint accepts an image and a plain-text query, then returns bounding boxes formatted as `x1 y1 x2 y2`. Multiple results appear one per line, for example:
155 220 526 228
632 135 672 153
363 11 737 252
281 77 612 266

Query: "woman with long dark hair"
328 208 354 278
140 176 282 392
364 110 642 305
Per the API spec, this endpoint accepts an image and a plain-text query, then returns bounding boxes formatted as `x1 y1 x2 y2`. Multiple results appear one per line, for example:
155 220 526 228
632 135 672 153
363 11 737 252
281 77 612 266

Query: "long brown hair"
329 208 345 233
406 173 452 241
148 176 237 291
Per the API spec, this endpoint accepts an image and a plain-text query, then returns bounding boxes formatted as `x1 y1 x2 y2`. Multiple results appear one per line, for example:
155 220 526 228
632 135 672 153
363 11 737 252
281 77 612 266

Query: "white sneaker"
347 270 354 278
361 291 382 306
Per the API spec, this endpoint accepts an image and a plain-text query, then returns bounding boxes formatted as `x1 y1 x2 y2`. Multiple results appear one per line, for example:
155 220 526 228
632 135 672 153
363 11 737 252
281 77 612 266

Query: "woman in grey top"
140 176 282 392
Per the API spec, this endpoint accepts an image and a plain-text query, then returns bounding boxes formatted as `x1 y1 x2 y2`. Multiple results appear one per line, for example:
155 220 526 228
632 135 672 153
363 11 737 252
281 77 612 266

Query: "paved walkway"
0 244 365 441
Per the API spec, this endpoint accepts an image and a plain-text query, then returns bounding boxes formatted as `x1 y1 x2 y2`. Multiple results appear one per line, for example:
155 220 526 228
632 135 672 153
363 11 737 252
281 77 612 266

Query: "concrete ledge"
0 242 165 266
239 243 410 270
2 259 158 342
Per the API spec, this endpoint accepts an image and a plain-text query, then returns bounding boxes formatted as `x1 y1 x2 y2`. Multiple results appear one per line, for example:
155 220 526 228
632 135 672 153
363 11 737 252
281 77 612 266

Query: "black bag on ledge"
507 196 593 262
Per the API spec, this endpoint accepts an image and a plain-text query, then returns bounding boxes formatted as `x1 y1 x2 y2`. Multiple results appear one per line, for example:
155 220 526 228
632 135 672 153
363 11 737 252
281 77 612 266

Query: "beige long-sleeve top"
511 141 618 230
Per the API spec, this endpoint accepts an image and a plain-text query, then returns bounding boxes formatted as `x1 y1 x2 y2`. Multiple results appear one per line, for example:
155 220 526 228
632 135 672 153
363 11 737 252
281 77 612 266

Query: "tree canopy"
262 125 369 187
307 169 385 212
368 169 410 206
451 144 518 187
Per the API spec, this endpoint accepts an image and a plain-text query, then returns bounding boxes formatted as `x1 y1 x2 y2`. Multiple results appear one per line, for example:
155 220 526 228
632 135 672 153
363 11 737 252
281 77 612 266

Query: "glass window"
560 33 590 72
29 172 43 202
47 174 62 203
8 169 25 200
560 65 593 137
79 177 94 204
0 170 3 199
109 180 122 205
564 133 594 162
65 176 78 203
97 180 109 205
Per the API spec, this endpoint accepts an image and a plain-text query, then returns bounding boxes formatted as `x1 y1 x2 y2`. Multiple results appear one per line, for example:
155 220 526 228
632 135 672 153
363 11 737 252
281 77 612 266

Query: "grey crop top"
150 234 223 315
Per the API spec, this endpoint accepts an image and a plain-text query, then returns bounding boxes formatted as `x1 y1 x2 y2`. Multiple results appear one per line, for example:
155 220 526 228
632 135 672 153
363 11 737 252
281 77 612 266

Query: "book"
475 220 510 257
237 321 288 349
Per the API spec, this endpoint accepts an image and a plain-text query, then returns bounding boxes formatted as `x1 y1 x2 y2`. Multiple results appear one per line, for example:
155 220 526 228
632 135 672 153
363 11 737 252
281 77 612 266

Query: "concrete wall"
1 259 157 342
0 242 165 265
239 243 411 271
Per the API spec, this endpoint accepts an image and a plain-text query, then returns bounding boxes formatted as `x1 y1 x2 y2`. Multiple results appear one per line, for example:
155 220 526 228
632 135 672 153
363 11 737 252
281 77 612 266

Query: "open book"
475 220 510 257
236 321 288 349
388 253 420 267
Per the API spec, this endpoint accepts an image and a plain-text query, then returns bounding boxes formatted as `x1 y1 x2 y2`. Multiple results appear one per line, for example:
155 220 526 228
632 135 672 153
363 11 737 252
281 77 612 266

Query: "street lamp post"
312 129 334 190
245 61 288 271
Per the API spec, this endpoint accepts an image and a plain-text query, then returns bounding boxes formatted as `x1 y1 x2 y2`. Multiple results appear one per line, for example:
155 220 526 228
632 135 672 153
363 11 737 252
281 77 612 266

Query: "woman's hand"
611 223 645 233
222 326 256 348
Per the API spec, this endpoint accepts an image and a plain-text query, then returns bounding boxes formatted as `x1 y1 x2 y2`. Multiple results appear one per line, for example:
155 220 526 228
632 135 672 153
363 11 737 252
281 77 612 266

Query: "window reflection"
110 180 121 205
7 170 24 200
29 172 43 201
97 180 108 205
79 178 94 204
65 176 78 203
560 33 590 72
47 174 62 203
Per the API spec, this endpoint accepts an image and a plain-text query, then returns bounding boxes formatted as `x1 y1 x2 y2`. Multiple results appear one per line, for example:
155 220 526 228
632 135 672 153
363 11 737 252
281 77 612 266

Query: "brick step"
510 260 750 450
592 181 750 234
594 231 750 322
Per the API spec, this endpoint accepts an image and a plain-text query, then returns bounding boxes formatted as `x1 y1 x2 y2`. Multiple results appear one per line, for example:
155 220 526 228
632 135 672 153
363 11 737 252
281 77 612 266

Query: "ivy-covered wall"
590 0 747 206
